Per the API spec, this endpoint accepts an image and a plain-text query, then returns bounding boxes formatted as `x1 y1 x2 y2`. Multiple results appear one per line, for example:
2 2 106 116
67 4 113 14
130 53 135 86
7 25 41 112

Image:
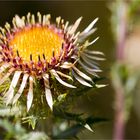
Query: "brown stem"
113 1 128 140
116 1 127 61
113 83 125 140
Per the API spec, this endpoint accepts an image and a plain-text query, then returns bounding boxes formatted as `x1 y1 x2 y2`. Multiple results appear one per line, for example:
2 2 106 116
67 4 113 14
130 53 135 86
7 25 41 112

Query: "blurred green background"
0 1 140 139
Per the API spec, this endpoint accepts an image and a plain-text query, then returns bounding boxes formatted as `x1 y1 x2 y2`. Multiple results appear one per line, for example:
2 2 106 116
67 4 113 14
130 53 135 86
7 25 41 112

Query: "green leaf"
22 115 37 129
0 119 26 139
0 119 14 134
57 93 67 102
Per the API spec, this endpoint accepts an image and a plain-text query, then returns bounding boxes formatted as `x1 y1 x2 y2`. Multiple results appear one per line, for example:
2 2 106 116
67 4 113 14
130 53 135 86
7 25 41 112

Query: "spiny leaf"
22 116 37 130
52 124 82 139
84 124 93 132
95 84 107 88
57 93 67 102
52 117 108 139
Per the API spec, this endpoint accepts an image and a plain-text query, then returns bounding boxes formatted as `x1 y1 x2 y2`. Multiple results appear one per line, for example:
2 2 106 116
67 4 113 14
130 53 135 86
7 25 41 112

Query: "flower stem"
113 1 128 140
113 83 125 140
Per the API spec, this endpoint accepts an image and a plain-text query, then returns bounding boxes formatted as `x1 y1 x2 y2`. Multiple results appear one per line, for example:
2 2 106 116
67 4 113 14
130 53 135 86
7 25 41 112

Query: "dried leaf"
95 84 107 88
78 28 97 42
80 18 98 35
60 62 73 69
56 71 73 81
72 70 92 87
0 69 13 85
0 63 10 74
43 75 53 111
4 71 22 105
73 66 93 83
13 74 29 104
27 76 34 112
83 52 105 61
51 69 76 88
68 17 82 35
15 15 25 28
84 50 104 56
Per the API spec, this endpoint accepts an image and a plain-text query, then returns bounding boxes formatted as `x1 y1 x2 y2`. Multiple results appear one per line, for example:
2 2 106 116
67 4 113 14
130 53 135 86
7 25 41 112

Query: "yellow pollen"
9 26 63 62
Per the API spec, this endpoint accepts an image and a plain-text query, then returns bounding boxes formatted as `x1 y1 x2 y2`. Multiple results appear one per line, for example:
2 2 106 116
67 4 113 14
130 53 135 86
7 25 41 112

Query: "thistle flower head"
0 12 104 111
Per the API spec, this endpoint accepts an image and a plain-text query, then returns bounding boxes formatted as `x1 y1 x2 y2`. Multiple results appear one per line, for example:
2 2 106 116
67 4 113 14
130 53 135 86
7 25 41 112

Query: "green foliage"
52 116 108 139
129 0 140 17
111 63 140 121
0 118 49 140
0 73 107 139
20 132 49 140
0 119 25 140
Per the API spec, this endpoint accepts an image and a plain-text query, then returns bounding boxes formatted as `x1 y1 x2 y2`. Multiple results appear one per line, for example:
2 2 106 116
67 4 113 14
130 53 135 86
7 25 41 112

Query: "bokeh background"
0 0 140 139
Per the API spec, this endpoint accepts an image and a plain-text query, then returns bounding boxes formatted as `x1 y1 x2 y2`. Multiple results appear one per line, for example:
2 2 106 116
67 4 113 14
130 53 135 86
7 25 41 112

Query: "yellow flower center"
9 26 63 63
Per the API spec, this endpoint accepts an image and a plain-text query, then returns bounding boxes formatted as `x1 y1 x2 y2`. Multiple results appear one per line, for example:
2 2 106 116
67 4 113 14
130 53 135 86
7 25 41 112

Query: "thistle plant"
0 12 106 139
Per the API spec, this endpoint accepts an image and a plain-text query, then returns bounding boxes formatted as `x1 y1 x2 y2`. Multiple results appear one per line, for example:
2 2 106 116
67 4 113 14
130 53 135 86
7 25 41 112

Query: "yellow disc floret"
9 26 63 63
